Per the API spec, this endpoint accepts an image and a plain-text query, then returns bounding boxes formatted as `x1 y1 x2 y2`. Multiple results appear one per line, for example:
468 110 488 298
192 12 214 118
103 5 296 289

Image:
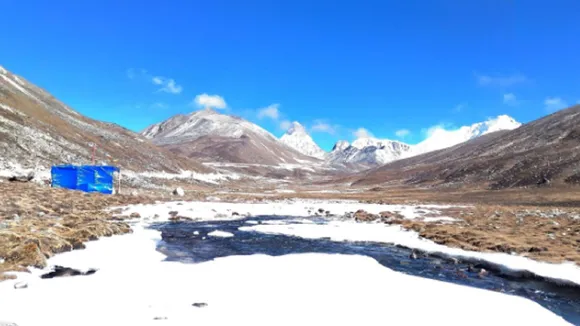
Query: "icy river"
153 216 580 325
2 200 580 326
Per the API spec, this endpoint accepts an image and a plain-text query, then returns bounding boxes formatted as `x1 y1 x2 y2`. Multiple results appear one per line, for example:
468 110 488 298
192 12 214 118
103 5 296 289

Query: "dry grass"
393 205 580 264
0 181 159 279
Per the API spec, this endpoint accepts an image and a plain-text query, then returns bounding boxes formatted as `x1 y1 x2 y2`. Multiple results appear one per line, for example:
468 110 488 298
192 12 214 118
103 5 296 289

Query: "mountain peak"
280 122 325 159
332 140 350 152
286 121 307 135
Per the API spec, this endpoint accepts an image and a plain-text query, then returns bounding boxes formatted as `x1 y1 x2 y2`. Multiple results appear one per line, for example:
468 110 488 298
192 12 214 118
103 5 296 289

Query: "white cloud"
193 93 227 109
453 103 467 112
257 104 280 120
310 121 336 134
279 120 292 131
476 73 528 87
154 78 182 94
544 97 568 112
127 68 182 94
353 127 373 139
503 93 519 106
152 76 164 85
395 129 410 138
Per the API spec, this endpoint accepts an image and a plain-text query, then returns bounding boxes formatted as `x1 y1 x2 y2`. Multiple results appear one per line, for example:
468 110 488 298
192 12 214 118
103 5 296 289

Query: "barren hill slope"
0 65 210 173
354 105 580 189
142 109 320 165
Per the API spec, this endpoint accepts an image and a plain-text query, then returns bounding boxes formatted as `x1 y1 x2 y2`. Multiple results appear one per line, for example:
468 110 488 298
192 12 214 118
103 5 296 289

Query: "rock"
168 211 179 217
192 302 208 308
409 250 419 260
232 212 240 216
169 216 193 222
318 208 325 214
379 211 404 223
153 317 168 320
8 171 34 182
130 191 139 196
41 265 98 279
129 212 141 218
37 212 46 217
13 281 28 289
172 187 185 196
478 268 489 278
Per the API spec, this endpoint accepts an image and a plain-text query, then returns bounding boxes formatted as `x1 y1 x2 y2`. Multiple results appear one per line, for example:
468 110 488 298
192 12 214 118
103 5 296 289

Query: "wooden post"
117 170 122 195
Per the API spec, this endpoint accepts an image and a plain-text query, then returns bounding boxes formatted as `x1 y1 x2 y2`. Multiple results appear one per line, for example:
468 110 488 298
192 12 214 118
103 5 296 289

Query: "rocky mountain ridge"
0 65 209 174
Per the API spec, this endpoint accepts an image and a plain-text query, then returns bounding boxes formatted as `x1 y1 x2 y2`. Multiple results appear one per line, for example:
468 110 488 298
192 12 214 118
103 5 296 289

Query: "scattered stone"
172 187 185 196
317 208 325 214
8 172 34 183
169 216 193 222
13 281 28 289
168 211 179 217
409 250 419 260
130 191 139 196
232 212 240 216
192 302 208 308
478 268 489 278
153 317 168 320
41 265 98 279
37 212 45 217
129 212 141 218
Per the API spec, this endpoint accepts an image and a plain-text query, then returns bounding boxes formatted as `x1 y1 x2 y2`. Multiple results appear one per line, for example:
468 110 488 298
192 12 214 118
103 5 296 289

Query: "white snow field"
0 200 576 326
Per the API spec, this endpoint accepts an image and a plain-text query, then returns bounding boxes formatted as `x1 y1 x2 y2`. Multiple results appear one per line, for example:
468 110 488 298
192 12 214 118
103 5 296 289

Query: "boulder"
173 187 185 196
8 171 35 183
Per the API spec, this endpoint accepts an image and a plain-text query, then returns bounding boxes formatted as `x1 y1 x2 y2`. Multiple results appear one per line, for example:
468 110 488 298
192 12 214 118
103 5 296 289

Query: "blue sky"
2 0 579 151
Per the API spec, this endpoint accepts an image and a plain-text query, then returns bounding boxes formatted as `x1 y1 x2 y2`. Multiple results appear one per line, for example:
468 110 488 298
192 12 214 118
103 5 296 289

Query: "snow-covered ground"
119 200 580 285
0 161 51 185
120 199 452 221
0 199 577 326
121 169 242 186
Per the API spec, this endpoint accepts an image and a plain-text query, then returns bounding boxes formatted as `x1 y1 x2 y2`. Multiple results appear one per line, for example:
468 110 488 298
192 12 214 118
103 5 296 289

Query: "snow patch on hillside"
406 115 521 157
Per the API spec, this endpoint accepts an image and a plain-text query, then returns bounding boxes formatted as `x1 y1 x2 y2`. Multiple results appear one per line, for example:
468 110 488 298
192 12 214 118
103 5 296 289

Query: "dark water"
150 216 580 325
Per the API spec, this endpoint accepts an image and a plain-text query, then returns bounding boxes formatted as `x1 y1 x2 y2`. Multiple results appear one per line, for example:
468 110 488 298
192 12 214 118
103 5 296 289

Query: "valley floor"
1 199 579 325
1 181 580 325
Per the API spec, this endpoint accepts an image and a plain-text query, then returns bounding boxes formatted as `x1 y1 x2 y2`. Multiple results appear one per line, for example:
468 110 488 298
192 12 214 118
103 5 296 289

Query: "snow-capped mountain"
327 115 520 168
328 137 412 167
279 122 326 159
404 115 521 158
142 109 318 165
